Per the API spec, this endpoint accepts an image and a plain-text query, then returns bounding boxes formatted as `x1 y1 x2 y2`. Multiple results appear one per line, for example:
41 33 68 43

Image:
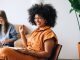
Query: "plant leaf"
68 0 80 13
70 9 74 13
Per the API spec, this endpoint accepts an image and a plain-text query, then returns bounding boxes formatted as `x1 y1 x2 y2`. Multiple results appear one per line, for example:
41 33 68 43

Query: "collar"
35 26 51 31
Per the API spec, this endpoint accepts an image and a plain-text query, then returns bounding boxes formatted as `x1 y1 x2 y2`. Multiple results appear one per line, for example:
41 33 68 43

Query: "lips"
36 22 41 25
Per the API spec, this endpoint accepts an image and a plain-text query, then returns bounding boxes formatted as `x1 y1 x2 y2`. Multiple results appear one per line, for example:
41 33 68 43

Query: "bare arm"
18 38 55 58
1 39 14 44
19 25 27 47
20 33 27 47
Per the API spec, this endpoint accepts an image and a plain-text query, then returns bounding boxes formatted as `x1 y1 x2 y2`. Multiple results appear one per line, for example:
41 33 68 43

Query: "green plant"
68 0 80 30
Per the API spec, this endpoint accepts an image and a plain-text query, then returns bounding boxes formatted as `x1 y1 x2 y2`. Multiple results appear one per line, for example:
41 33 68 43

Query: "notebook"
8 47 25 50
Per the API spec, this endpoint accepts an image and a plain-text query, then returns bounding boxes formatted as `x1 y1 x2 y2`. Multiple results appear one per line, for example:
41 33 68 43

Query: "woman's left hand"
1 39 12 45
1 39 8 45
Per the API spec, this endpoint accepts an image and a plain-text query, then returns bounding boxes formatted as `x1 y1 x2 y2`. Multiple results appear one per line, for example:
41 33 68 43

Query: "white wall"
0 0 80 59
0 0 33 30
44 0 80 59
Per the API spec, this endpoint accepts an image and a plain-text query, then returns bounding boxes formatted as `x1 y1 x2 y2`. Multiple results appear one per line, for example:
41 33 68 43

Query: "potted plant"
68 0 80 30
68 0 80 59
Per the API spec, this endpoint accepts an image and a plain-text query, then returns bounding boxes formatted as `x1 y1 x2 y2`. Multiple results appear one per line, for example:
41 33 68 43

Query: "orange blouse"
27 26 58 52
0 26 58 60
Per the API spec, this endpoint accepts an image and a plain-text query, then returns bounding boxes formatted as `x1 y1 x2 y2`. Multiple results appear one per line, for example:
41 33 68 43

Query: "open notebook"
0 44 25 51
0 42 25 50
8 47 26 50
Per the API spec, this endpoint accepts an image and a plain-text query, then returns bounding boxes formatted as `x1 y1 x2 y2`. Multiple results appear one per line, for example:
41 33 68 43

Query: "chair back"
46 44 62 60
77 42 80 59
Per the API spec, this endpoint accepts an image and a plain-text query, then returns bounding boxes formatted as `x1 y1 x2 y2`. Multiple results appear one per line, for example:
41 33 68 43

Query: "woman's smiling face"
34 14 46 27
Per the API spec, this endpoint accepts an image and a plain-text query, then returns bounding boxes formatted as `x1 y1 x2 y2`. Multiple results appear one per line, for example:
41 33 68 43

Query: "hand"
1 40 7 45
1 39 10 45
19 25 25 34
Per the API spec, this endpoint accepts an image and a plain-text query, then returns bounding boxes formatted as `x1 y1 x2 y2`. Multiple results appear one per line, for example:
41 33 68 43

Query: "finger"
21 25 25 30
19 25 22 29
22 25 25 28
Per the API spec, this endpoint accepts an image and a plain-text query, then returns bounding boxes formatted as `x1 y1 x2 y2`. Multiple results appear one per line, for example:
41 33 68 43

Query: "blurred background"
0 0 80 59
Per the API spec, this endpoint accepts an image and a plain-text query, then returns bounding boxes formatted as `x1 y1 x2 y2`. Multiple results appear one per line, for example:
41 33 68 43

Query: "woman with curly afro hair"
0 3 58 60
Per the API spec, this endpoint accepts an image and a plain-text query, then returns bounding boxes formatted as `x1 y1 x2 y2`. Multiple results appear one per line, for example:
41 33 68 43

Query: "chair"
77 42 80 59
46 44 62 60
0 56 7 60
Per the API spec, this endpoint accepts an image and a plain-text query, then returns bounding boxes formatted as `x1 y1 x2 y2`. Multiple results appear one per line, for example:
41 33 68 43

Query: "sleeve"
9 24 18 41
43 30 55 42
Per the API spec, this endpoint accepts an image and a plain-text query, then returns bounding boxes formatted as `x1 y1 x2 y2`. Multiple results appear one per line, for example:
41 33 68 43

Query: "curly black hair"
28 3 57 27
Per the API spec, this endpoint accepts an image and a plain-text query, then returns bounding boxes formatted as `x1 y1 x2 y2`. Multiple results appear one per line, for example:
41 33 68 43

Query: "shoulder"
8 23 16 32
43 28 57 41
43 28 55 35
8 23 15 29
9 23 14 27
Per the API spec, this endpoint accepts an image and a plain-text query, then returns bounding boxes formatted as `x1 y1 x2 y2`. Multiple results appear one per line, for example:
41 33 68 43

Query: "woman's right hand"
19 25 25 34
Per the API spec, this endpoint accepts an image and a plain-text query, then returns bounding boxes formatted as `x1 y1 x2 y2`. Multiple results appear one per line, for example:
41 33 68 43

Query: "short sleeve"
43 30 55 42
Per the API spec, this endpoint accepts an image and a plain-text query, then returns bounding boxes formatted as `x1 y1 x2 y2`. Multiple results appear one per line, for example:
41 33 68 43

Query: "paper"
8 47 25 50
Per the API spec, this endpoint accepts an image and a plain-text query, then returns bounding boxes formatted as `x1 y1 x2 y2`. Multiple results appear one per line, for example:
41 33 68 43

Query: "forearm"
7 39 14 42
1 39 14 45
20 33 27 47
27 39 55 58
18 49 49 58
27 50 50 58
